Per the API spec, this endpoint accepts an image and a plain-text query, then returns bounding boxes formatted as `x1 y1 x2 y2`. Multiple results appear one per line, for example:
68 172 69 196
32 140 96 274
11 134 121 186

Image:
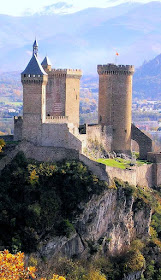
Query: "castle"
0 39 159 187
14 39 152 159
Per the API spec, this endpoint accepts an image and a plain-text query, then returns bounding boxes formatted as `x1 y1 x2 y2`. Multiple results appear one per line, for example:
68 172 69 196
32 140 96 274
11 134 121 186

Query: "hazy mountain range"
1 1 161 73
1 50 161 101
133 52 161 99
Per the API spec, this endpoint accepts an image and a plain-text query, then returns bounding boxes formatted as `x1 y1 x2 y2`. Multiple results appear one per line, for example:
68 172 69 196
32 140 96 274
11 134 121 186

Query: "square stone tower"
21 40 48 145
41 58 82 127
97 64 135 155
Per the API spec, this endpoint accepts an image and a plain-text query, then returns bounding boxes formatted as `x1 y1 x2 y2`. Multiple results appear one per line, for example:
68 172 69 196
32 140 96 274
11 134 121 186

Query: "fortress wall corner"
41 123 82 152
86 124 112 152
136 164 153 187
14 116 23 141
105 166 137 186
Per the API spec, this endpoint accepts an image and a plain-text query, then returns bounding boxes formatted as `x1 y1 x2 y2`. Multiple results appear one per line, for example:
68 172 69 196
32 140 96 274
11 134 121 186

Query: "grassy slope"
97 158 151 169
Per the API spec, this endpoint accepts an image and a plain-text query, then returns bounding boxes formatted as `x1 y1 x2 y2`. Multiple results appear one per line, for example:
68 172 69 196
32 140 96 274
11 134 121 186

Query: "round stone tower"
97 64 135 155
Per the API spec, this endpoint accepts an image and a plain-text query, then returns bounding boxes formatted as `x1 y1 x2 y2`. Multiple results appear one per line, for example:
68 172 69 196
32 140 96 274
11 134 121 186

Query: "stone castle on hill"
14 39 152 159
0 39 160 187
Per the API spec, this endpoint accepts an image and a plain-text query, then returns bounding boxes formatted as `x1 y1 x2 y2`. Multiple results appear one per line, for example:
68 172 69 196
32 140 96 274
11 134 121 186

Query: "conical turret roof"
22 54 47 76
33 38 38 48
41 56 52 67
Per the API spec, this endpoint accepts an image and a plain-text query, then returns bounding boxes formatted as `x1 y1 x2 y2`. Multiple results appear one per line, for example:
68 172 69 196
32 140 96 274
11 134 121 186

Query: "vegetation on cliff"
0 138 5 153
1 153 161 279
0 152 107 253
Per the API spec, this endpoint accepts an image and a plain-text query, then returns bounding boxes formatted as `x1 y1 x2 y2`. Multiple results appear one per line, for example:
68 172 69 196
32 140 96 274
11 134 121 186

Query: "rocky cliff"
1 150 159 279
40 186 151 259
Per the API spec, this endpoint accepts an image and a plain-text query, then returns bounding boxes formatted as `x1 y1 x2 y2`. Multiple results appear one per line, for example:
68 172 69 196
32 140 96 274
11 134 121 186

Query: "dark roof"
41 56 52 66
22 54 47 75
33 39 38 48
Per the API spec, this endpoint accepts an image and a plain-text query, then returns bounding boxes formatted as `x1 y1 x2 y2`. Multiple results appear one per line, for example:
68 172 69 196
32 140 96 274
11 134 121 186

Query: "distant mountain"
37 2 74 15
2 52 161 103
1 2 161 73
133 53 161 99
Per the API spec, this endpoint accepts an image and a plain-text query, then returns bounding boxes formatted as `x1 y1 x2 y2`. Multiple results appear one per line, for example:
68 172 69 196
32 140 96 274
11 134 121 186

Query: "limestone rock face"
40 188 151 258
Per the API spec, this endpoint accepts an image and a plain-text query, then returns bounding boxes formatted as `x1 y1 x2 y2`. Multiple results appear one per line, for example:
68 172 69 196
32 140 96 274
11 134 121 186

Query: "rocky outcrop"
123 271 143 280
40 187 151 259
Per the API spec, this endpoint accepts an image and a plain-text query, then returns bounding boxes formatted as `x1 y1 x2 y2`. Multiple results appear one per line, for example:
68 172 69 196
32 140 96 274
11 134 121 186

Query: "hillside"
1 2 161 72
133 53 161 99
1 151 161 279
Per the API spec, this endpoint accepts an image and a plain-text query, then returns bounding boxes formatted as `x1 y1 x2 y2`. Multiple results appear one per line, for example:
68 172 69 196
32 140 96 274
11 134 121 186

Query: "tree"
0 250 36 279
0 139 5 153
0 250 66 280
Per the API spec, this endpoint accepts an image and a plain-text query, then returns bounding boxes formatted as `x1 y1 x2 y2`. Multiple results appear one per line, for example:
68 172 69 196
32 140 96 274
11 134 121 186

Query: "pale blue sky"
0 0 160 16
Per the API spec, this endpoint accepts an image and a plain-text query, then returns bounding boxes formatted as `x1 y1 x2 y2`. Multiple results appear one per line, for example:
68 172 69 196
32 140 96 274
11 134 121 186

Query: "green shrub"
0 153 107 253
0 138 6 153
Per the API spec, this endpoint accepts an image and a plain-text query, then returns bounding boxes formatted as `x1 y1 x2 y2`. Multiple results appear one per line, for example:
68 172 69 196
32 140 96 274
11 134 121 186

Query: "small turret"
33 38 38 57
22 39 47 78
41 56 52 71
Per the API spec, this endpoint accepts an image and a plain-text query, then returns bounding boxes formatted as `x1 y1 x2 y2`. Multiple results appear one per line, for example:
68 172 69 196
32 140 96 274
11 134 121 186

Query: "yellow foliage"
127 250 145 272
41 275 66 280
0 250 66 280
130 239 145 251
150 226 158 239
29 169 39 185
153 238 161 249
0 250 36 279
84 269 106 280
0 139 5 153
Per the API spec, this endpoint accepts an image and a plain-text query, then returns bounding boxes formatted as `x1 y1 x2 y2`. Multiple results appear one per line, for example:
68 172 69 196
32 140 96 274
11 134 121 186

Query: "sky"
0 0 161 16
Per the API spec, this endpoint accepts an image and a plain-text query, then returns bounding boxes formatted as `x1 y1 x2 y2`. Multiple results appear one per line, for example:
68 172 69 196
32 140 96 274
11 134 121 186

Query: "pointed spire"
33 38 38 57
41 56 52 67
22 41 47 76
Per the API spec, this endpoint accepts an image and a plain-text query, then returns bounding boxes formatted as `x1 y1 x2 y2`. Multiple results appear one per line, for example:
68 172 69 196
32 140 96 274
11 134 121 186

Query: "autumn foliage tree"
0 250 36 279
0 139 5 153
0 250 66 280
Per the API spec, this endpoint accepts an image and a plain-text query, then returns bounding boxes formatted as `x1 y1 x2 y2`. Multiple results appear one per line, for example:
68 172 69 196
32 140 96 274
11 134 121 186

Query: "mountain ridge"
1 2 161 72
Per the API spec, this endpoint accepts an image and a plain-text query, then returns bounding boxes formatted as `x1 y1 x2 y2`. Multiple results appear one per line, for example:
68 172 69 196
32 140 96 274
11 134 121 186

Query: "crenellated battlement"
21 74 48 84
45 116 69 123
97 64 135 75
50 68 82 77
14 116 23 123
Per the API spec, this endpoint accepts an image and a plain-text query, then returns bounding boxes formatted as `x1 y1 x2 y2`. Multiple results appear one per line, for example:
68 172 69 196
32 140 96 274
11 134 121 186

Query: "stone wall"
136 164 153 187
41 123 82 152
86 124 112 152
0 145 19 174
131 124 152 159
14 116 23 141
106 166 136 186
147 152 161 163
20 141 79 162
0 141 79 174
152 163 161 186
1 137 161 188
106 164 154 187
79 154 109 182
